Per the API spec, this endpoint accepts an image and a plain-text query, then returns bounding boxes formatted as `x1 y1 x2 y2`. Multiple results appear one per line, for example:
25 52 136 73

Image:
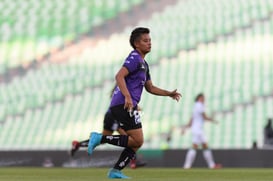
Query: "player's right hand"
124 96 133 112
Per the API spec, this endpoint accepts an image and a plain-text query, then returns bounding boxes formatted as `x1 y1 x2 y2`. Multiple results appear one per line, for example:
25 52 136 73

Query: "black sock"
114 147 136 170
79 140 89 147
101 135 128 147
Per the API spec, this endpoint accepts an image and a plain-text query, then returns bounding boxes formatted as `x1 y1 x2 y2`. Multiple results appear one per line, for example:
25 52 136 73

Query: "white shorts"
192 131 207 145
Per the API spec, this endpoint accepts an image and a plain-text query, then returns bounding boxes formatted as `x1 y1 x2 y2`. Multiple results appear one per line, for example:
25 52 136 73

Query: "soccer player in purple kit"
88 27 182 179
70 106 147 169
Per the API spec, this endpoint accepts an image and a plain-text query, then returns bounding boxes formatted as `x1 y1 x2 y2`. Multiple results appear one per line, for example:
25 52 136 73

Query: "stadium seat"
0 0 273 150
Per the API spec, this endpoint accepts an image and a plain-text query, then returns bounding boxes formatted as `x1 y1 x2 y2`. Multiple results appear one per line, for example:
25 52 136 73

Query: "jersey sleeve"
123 55 139 73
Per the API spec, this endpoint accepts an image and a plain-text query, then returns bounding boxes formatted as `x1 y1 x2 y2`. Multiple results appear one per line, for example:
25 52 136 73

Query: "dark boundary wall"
0 149 273 168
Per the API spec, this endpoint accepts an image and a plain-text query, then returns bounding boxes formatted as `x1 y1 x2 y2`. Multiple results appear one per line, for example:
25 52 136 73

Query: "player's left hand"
169 89 182 102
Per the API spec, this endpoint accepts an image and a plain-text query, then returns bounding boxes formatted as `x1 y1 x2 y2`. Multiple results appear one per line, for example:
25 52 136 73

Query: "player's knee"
138 139 144 148
192 144 198 149
202 143 208 149
136 139 144 148
128 136 143 148
134 138 144 148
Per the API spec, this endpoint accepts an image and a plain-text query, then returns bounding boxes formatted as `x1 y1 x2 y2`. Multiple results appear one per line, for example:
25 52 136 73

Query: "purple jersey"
110 50 151 107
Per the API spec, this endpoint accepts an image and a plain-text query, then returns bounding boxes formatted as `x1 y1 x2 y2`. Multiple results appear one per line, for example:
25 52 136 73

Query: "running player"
70 109 124 157
70 109 146 168
70 87 146 168
87 27 181 179
183 93 221 169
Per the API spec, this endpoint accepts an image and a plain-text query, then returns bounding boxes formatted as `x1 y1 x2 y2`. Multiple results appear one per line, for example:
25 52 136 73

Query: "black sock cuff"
79 140 89 147
113 147 136 170
124 147 136 159
120 135 129 147
101 135 128 147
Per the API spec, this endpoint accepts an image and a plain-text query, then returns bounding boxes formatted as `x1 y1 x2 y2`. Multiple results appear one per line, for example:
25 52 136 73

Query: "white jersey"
191 102 205 133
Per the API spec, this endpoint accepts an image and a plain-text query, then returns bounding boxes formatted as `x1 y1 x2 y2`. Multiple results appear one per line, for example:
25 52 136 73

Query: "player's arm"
185 118 193 128
202 113 218 124
180 118 192 134
144 80 181 101
115 67 133 111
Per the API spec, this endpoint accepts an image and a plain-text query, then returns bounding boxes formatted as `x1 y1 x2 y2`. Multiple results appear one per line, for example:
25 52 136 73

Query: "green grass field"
0 168 272 181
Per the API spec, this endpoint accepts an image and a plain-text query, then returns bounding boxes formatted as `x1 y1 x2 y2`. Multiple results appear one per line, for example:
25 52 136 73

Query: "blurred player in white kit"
182 93 222 169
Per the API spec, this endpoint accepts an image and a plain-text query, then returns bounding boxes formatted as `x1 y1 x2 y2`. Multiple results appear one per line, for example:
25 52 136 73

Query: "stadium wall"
1 149 273 168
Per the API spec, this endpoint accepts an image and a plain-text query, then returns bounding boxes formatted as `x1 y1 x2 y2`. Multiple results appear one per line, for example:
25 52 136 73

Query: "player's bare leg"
88 128 143 164
104 127 145 169
126 128 144 151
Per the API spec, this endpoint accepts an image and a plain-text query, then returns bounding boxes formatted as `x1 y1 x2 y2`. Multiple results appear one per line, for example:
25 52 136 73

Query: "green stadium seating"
0 0 273 150
0 0 144 73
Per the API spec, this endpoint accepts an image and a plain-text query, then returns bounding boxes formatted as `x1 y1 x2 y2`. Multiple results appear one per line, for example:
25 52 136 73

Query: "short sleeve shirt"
191 102 205 132
110 50 151 107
